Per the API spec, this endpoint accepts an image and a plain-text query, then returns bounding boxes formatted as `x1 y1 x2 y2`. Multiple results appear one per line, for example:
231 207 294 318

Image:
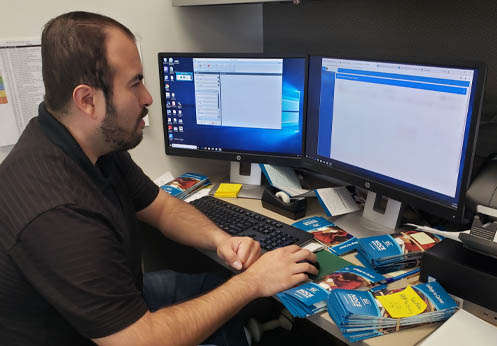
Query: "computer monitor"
158 53 307 187
304 55 486 230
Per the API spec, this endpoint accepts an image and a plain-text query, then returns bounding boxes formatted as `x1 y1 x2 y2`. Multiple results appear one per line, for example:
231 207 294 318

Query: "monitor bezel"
157 52 309 167
303 54 487 223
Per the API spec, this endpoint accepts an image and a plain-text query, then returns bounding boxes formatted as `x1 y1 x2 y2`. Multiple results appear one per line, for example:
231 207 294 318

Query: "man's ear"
72 85 99 120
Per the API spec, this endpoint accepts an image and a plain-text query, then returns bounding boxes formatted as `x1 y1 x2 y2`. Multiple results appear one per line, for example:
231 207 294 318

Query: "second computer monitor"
158 53 307 173
305 55 486 226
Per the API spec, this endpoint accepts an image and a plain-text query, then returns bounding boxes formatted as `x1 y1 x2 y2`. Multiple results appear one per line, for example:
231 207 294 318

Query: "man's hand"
239 245 317 297
216 236 261 270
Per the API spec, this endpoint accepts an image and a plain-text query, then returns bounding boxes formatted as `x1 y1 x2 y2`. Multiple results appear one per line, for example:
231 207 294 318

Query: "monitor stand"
229 162 265 199
334 191 403 238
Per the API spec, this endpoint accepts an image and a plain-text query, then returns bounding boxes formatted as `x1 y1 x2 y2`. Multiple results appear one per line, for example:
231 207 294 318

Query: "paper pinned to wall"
0 38 43 147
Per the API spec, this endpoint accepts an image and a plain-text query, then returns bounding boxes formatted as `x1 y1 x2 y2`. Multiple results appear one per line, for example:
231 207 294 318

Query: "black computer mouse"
300 260 320 279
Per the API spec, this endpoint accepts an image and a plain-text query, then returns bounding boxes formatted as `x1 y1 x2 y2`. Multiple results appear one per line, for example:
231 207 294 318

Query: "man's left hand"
216 236 261 271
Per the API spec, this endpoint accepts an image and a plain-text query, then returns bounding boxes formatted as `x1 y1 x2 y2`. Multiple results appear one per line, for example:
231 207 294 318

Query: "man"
0 11 317 346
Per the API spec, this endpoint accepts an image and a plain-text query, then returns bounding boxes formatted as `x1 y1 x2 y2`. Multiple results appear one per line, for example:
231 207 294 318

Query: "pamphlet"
327 281 458 342
260 164 314 197
292 216 358 256
159 173 210 200
277 264 385 318
315 186 360 216
356 230 443 273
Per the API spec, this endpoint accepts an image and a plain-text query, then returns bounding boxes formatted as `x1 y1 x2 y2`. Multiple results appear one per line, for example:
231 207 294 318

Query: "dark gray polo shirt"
0 103 159 345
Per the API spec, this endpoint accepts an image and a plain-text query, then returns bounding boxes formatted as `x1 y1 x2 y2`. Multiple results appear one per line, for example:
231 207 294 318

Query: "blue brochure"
356 231 443 272
278 265 385 318
160 173 209 200
292 216 358 256
327 281 458 342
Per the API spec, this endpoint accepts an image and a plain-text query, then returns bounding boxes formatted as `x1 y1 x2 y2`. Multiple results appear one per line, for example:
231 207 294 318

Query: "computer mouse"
299 260 320 279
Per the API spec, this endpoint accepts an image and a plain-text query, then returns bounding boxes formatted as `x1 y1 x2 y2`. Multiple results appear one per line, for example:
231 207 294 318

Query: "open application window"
317 58 474 199
193 58 283 129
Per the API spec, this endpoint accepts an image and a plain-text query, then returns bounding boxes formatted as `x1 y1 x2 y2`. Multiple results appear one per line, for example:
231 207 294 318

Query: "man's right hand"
238 245 318 298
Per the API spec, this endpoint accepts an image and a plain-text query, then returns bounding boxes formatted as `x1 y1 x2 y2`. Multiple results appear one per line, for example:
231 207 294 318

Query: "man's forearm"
158 194 229 249
138 190 230 250
94 272 258 346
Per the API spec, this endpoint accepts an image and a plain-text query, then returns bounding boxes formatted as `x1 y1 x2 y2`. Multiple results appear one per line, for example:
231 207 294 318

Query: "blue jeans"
142 270 248 346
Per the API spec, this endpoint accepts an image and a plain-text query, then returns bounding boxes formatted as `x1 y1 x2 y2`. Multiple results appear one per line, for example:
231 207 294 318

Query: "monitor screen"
158 53 307 166
304 55 486 222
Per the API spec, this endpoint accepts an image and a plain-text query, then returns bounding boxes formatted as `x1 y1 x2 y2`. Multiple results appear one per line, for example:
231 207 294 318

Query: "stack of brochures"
160 173 210 200
327 281 458 342
292 216 358 256
356 231 443 273
277 261 386 318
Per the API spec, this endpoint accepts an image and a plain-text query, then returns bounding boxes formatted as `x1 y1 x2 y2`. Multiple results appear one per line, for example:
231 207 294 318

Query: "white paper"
315 186 360 216
302 241 326 253
420 309 497 346
260 164 312 197
403 223 470 242
0 39 43 147
184 187 210 203
153 171 175 186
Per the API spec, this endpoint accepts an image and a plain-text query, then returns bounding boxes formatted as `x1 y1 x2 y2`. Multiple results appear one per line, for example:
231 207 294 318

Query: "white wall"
0 0 263 179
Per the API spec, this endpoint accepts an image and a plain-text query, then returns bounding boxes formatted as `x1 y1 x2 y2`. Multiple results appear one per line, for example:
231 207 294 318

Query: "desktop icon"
166 101 171 108
179 126 183 132
165 83 170 90
167 117 172 124
171 101 176 107
168 133 173 140
164 75 169 81
172 109 177 115
178 119 183 124
167 109 171 115
173 118 177 124
170 67 174 73
169 57 173 64
178 110 182 116
168 125 173 131
170 75 174 81
173 126 178 132
171 92 175 99
165 92 170 99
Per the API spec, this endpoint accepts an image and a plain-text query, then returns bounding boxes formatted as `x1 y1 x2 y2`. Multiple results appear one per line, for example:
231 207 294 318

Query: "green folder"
314 250 353 281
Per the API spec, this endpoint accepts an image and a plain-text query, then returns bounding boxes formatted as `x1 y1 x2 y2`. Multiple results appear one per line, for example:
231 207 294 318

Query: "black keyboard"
190 196 314 251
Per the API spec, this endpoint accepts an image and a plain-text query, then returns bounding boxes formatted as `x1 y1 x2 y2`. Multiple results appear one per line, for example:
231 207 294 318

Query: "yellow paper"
376 285 427 318
214 183 242 198
410 232 436 246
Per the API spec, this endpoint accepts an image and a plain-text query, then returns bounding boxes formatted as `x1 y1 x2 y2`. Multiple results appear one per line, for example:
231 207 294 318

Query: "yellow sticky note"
214 183 242 198
376 285 427 318
410 232 436 246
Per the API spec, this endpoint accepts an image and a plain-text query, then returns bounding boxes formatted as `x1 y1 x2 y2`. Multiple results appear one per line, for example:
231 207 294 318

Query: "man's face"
100 28 153 152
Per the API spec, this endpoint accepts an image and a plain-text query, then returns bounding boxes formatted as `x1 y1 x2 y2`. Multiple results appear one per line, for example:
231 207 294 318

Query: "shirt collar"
37 102 111 191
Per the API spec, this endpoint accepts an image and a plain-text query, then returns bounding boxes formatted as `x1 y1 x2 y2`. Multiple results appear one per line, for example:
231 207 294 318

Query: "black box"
420 238 497 313
261 186 307 220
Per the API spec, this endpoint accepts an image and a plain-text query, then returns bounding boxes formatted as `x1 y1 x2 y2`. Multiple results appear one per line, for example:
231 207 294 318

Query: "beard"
100 97 147 152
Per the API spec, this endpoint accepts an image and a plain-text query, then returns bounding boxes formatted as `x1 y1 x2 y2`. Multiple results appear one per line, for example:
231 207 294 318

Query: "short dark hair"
41 11 135 114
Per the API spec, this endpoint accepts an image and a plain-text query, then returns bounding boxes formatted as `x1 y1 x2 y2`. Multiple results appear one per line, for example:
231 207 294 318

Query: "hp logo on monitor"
236 155 241 161
365 182 371 189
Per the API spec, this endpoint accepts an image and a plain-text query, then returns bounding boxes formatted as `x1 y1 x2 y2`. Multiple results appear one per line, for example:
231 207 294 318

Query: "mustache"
140 108 149 118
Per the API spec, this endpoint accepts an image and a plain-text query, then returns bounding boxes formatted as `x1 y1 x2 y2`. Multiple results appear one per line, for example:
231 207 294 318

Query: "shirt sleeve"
9 206 149 339
115 152 159 212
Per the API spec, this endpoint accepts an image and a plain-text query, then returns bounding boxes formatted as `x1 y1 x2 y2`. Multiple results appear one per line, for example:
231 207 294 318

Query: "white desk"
211 196 441 346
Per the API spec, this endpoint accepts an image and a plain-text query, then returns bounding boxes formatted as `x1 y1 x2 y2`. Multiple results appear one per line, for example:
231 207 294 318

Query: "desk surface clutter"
194 196 496 346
